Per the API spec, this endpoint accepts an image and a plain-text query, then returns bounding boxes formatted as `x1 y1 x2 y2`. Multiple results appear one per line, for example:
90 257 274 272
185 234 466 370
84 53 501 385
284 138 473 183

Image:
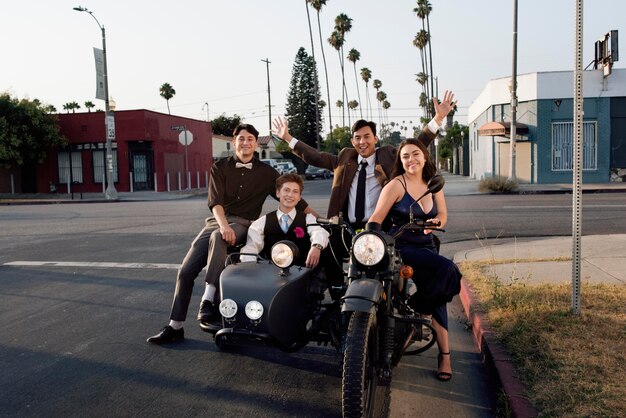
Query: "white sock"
169 320 184 330
202 284 216 302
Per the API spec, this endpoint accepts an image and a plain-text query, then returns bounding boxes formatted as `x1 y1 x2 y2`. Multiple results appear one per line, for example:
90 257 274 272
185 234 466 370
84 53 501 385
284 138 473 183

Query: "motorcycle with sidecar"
201 175 446 418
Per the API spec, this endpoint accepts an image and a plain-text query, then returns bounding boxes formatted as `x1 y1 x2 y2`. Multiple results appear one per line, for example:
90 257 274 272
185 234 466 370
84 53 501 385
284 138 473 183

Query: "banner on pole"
93 48 105 101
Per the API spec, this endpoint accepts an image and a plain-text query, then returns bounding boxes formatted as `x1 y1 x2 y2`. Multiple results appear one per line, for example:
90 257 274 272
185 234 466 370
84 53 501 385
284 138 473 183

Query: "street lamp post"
74 5 117 200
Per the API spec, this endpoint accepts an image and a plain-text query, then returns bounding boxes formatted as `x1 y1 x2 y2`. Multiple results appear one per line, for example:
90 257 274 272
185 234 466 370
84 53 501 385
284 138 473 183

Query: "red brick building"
30 110 212 194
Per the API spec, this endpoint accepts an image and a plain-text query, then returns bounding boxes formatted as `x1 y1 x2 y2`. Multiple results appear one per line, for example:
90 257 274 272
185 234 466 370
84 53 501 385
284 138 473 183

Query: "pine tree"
285 47 323 149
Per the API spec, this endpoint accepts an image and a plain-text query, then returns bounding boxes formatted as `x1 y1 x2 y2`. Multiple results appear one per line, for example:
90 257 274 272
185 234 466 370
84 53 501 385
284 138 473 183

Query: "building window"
92 150 119 184
552 121 597 171
57 151 83 183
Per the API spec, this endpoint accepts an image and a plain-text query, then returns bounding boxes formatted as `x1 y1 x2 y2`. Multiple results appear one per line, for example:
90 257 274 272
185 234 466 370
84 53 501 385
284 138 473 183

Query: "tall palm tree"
376 91 387 136
412 30 430 116
415 0 435 105
372 79 382 127
84 101 95 112
308 0 332 141
159 82 176 114
334 13 353 127
328 30 346 127
382 100 391 138
63 103 71 113
347 48 363 119
360 67 372 120
304 0 320 148
67 101 81 113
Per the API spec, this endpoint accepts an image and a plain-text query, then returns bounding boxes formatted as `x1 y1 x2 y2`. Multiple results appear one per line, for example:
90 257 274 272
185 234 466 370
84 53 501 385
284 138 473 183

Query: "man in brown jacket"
272 91 456 231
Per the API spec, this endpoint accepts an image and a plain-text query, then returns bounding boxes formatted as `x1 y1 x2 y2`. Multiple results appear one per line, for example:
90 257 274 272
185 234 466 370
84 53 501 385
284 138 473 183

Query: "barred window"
552 122 597 171
57 151 83 183
92 150 119 183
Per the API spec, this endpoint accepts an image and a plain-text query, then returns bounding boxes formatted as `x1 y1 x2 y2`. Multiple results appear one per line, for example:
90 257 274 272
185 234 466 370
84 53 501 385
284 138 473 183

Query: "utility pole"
305 1 321 150
261 58 272 135
508 0 518 182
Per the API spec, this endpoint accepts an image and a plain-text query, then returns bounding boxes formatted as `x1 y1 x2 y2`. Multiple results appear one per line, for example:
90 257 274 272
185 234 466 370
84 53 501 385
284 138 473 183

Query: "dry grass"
478 176 519 193
460 260 626 418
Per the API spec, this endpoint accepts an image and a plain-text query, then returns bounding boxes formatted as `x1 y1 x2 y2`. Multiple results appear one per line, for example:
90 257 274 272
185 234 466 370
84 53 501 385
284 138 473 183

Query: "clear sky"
2 0 624 136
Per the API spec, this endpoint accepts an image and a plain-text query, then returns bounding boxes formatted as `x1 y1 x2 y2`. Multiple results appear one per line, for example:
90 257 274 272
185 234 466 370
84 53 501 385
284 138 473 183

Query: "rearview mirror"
427 175 445 195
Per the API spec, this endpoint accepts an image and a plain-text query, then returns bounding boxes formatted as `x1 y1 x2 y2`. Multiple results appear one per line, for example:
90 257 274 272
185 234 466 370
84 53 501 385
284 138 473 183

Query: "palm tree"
382 100 391 138
66 101 81 113
348 100 359 121
412 30 431 117
159 82 176 114
415 1 435 106
304 0 321 148
347 48 363 119
360 67 373 120
63 103 70 113
328 30 346 127
308 0 332 142
372 79 382 127
84 101 95 112
333 13 353 127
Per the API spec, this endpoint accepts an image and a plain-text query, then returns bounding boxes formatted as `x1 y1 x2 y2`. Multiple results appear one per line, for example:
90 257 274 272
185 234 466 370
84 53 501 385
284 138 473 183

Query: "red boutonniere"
294 227 305 239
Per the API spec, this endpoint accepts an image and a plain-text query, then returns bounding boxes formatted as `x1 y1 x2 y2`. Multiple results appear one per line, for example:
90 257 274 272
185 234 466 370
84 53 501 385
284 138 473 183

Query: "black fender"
341 278 382 314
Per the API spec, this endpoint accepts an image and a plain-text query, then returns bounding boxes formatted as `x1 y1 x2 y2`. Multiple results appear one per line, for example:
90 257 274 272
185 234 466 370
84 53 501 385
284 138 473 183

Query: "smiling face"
232 129 258 162
399 143 426 175
351 125 378 158
276 181 302 212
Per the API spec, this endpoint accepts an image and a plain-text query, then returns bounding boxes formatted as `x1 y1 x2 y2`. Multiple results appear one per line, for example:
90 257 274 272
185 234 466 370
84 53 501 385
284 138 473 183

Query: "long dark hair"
391 138 436 181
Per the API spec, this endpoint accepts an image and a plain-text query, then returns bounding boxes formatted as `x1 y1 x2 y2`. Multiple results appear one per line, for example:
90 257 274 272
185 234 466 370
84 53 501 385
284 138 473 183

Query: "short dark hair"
351 119 377 137
392 138 437 181
276 173 304 193
233 123 259 140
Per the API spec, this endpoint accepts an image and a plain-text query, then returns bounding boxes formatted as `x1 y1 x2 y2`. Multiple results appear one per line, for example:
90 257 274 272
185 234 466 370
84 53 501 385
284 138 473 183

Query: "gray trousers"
169 215 251 321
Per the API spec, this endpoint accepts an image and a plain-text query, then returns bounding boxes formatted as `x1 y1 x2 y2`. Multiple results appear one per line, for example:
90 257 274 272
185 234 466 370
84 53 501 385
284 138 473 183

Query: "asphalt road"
1 180 624 417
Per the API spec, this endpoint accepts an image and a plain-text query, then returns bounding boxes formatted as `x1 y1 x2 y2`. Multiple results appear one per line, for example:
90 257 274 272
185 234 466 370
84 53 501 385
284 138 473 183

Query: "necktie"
355 160 368 222
280 213 290 233
236 162 252 169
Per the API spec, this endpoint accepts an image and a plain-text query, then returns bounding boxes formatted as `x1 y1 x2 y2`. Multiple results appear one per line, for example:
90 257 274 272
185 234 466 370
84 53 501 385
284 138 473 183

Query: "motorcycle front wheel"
342 312 390 418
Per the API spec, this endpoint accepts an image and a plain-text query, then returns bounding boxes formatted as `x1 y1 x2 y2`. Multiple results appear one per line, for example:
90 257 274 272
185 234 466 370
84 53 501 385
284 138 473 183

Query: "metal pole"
262 58 272 135
184 129 190 190
572 0 584 315
203 102 209 122
508 0 518 181
305 0 321 150
74 7 117 199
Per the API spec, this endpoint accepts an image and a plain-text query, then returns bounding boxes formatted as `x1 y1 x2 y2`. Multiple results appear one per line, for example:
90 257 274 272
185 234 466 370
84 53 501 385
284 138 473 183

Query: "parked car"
277 161 297 174
305 165 331 180
260 159 283 174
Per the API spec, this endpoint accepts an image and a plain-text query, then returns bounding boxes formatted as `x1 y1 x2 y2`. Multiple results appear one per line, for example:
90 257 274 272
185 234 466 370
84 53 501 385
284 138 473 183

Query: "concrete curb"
459 280 539 418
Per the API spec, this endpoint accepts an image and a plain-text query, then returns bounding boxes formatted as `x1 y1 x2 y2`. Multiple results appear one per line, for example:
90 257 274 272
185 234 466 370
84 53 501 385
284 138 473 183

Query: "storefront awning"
477 121 529 137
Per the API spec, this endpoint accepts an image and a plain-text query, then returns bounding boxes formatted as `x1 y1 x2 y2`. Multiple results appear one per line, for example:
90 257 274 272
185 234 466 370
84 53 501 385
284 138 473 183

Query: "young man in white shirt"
240 173 329 268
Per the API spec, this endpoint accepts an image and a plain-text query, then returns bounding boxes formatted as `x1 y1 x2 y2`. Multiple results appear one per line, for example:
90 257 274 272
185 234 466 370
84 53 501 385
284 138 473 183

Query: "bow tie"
235 162 253 169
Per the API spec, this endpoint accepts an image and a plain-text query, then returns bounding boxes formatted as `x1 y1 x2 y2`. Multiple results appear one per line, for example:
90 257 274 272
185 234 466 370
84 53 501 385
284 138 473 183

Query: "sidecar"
200 241 329 351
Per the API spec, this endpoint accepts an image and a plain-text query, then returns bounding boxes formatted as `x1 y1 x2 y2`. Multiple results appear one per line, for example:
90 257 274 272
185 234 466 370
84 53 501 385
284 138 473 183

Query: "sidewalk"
452 234 626 417
0 189 206 205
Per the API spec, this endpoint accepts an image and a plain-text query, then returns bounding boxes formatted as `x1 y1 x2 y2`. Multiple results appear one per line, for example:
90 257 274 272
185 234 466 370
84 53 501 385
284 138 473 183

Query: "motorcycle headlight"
352 232 385 266
245 300 264 321
218 298 238 319
271 240 299 269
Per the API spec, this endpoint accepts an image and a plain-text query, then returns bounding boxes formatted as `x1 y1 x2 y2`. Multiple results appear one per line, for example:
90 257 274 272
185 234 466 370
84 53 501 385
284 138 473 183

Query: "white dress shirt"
347 154 378 223
240 208 329 263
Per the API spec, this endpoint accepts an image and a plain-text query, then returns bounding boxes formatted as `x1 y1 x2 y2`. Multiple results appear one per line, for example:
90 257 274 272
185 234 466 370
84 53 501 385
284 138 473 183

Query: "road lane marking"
3 261 181 269
502 204 626 209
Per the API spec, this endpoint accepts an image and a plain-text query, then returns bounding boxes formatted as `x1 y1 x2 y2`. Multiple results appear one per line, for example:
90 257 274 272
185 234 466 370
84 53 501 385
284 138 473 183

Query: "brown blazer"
292 129 436 218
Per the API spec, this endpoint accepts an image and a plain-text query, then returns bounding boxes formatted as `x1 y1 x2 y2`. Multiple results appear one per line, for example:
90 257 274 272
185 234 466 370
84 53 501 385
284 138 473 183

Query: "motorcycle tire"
342 312 390 418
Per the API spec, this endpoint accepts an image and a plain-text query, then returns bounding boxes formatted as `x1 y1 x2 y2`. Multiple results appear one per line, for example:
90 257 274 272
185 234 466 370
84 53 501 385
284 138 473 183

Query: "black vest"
262 211 311 266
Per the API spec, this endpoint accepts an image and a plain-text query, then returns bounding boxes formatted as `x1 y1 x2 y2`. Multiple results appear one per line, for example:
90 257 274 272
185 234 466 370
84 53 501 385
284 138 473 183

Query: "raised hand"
271 116 292 142
433 90 457 124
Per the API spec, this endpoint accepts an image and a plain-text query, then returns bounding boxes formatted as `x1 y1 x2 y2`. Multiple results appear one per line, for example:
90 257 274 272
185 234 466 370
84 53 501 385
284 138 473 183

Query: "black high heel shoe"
437 352 452 382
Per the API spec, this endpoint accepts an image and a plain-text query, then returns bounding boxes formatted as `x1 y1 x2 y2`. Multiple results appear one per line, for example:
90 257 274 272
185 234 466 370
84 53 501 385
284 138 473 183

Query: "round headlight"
245 300 264 321
352 233 385 266
219 299 238 319
271 241 298 268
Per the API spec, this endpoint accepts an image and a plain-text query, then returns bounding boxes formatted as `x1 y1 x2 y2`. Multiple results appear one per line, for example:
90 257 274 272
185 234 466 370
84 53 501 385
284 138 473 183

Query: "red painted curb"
459 280 539 418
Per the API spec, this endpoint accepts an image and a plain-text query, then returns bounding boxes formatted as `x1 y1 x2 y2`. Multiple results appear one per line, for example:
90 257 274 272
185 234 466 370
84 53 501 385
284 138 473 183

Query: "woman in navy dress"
369 138 461 381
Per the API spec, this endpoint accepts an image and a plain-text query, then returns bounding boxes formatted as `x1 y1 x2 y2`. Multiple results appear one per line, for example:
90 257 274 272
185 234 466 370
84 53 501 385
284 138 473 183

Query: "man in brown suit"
272 91 456 231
